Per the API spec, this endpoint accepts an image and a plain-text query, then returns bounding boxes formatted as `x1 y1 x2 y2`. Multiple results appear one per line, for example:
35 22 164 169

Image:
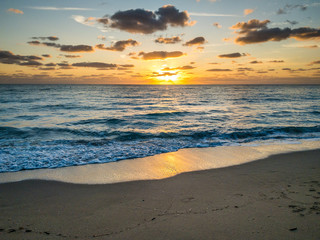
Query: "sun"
155 70 180 84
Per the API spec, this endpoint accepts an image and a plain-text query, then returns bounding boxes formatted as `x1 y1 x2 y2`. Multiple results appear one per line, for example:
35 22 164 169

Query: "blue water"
0 84 319 172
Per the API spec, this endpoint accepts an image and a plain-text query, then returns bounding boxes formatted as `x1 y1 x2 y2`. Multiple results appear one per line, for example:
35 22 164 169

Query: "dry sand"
0 149 320 239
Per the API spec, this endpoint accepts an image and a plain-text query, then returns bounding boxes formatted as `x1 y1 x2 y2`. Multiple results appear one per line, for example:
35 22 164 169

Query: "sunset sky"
1 0 320 84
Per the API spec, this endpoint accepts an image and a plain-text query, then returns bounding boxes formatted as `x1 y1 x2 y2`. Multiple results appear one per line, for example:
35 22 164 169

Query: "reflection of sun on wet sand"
0 148 320 239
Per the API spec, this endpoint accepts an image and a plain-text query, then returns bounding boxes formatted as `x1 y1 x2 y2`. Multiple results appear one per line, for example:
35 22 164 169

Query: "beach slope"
0 149 320 239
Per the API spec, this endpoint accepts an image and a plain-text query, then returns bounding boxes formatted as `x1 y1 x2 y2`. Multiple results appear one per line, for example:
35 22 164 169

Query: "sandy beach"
0 149 319 239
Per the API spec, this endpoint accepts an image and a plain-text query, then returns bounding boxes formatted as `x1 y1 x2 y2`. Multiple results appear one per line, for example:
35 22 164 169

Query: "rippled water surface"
0 85 319 172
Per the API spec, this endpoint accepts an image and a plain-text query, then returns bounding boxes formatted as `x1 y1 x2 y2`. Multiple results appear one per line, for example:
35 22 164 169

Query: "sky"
0 0 320 84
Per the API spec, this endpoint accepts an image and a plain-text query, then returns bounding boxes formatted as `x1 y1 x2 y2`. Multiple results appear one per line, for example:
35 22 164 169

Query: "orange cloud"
244 9 254 16
7 8 24 14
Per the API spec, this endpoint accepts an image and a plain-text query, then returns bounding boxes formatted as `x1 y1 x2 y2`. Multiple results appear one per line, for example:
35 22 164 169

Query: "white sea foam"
1 140 319 184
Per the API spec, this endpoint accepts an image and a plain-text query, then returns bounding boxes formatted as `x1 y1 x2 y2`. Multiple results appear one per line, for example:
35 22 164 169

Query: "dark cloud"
42 54 51 58
39 67 55 70
57 63 70 67
28 40 94 53
218 52 248 58
45 63 56 67
42 42 60 47
60 45 94 52
104 5 194 34
183 37 206 46
19 60 43 66
96 18 109 24
28 40 41 45
155 36 182 44
95 39 139 51
72 62 117 69
268 60 284 63
207 68 232 72
32 36 59 41
232 19 320 44
282 68 291 71
0 50 43 66
277 4 307 15
309 60 320 65
57 62 73 69
63 55 82 58
138 51 185 60
250 60 262 64
120 64 134 68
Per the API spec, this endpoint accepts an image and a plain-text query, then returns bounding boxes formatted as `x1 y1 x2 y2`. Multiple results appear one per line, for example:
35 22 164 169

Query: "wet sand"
0 149 320 239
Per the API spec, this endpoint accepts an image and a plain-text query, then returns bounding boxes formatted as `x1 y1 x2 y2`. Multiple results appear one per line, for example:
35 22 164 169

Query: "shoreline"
1 140 320 184
0 149 320 239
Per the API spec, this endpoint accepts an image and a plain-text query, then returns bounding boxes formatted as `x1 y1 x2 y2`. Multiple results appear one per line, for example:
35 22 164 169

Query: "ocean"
0 84 319 173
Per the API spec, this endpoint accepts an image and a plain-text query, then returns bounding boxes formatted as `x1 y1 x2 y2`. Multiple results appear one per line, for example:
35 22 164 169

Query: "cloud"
231 19 270 33
155 36 182 44
277 4 307 15
309 60 320 65
207 68 232 72
32 36 59 41
138 51 185 60
231 19 320 44
96 18 109 24
19 60 43 66
45 63 56 66
238 67 254 72
28 41 41 45
151 71 178 77
213 22 222 28
218 52 248 58
105 5 195 34
95 39 139 51
72 62 117 69
29 6 95 11
120 64 134 68
63 55 82 58
301 45 318 48
286 20 298 26
60 45 94 52
244 9 254 16
162 65 196 71
39 67 55 71
28 40 95 53
183 37 206 46
42 54 51 58
7 8 24 14
268 60 284 63
0 50 43 66
249 60 262 64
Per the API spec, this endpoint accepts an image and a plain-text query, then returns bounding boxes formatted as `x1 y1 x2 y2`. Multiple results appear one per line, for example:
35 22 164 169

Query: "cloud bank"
96 39 139 51
97 5 194 34
231 19 320 44
138 51 185 60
